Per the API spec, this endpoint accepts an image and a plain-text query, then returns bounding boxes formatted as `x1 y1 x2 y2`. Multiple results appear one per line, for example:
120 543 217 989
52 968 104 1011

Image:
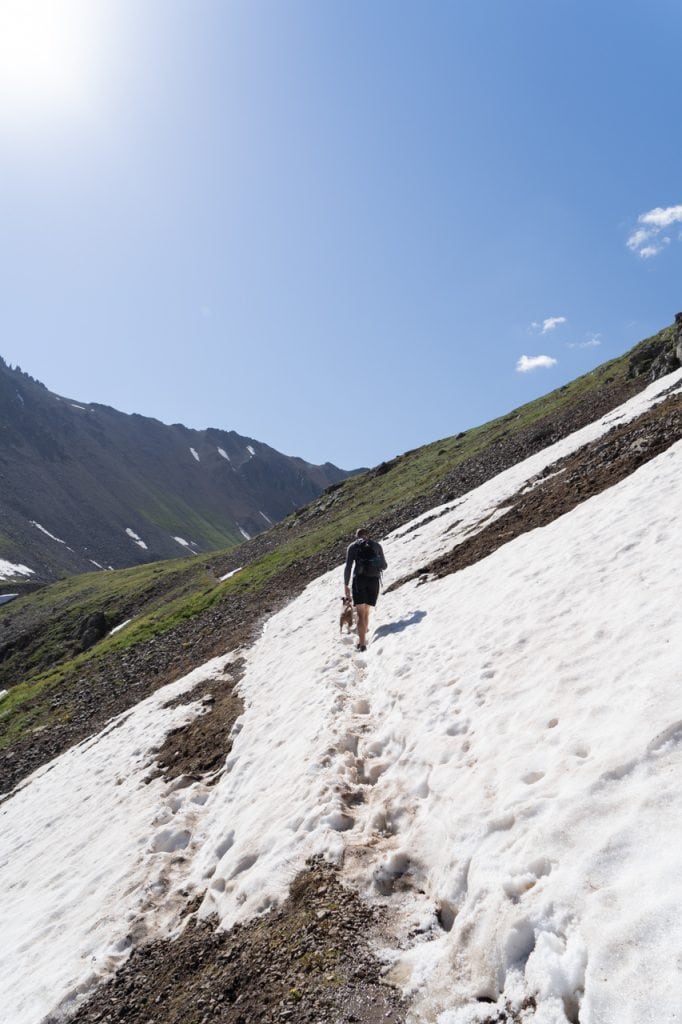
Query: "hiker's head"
355 528 369 540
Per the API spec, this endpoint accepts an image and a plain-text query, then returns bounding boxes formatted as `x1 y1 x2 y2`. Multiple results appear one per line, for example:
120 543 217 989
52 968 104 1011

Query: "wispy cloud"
640 240 670 259
627 204 681 258
567 333 602 349
531 316 567 334
516 354 558 373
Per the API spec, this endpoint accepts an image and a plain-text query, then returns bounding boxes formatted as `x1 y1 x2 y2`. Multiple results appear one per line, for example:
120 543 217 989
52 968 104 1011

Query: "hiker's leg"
356 604 370 647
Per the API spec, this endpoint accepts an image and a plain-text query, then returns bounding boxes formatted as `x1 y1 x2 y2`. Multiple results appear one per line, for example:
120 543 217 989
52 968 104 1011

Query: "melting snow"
2 370 682 1024
0 656 234 1024
238 527 251 540
246 445 256 456
30 521 66 545
89 559 104 570
174 537 198 555
125 528 148 551
71 404 86 410
190 448 200 462
217 448 231 461
109 619 132 636
219 567 242 582
0 559 34 580
258 511 273 524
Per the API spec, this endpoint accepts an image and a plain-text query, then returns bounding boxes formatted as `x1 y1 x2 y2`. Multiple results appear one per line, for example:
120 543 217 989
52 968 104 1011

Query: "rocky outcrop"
628 318 682 382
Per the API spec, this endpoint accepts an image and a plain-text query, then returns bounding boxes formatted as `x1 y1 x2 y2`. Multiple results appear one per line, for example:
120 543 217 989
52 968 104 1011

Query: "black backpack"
356 538 382 578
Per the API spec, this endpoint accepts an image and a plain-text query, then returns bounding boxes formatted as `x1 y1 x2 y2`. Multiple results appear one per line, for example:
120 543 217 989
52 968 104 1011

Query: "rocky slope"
0 358 353 584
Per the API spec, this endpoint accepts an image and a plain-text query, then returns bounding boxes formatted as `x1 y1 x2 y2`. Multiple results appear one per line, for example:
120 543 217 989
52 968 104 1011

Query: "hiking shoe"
356 643 367 652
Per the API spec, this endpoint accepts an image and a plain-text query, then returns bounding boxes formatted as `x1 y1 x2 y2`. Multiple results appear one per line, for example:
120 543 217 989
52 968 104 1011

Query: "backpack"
356 538 382 578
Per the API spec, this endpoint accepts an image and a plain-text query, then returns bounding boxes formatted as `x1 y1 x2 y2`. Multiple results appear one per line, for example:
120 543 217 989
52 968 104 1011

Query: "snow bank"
0 559 34 580
219 567 242 582
108 618 132 636
30 521 66 544
0 656 235 1024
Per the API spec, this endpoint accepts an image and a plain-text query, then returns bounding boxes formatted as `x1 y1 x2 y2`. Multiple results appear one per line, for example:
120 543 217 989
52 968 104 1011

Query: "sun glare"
0 0 106 124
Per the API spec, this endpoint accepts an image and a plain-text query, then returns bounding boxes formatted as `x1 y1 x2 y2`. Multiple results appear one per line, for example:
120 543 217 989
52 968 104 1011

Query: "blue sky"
1 0 681 469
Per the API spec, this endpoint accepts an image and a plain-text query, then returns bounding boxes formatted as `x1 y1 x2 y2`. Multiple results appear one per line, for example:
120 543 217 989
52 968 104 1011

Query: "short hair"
355 527 368 538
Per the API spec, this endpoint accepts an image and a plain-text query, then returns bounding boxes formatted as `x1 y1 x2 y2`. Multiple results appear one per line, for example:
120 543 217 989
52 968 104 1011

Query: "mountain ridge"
0 357 355 584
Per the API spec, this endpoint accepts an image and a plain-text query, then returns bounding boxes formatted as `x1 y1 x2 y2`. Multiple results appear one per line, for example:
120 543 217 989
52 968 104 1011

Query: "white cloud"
532 316 567 333
516 354 558 373
639 205 682 229
626 228 652 251
628 205 681 257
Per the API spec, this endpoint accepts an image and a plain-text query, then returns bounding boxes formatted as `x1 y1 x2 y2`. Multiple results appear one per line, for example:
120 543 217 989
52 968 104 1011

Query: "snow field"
1 368 681 1023
351 441 682 1023
0 655 235 1024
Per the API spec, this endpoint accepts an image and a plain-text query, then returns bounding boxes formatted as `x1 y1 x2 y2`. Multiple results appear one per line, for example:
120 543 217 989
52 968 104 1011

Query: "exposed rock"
628 319 681 382
77 612 109 652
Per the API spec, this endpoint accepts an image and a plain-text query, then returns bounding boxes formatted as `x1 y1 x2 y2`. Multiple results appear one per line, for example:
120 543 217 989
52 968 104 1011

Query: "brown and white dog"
339 595 354 633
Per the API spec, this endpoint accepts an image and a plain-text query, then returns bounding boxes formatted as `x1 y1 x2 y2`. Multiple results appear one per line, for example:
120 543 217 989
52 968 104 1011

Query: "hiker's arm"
378 544 387 571
343 546 354 588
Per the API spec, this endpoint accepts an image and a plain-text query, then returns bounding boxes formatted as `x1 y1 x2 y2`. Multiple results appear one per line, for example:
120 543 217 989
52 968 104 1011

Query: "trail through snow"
1 371 681 1024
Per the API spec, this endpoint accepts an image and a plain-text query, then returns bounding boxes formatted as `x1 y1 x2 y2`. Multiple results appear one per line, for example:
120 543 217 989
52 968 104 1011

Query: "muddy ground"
59 864 407 1024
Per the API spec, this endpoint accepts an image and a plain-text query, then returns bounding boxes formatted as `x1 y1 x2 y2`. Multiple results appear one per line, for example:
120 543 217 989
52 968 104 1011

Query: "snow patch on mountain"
190 448 200 462
0 559 34 580
30 521 66 544
109 619 132 636
217 447 230 461
219 567 242 582
125 528 148 550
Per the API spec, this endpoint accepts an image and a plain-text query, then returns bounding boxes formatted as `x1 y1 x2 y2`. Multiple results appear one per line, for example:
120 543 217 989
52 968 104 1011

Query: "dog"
339 595 354 633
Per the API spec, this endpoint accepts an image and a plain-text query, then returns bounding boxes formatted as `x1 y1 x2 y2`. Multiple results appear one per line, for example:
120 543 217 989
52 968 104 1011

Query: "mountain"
0 358 355 585
1 320 681 1024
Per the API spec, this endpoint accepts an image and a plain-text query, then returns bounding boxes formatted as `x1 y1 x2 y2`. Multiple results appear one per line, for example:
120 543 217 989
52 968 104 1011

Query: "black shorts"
352 575 381 607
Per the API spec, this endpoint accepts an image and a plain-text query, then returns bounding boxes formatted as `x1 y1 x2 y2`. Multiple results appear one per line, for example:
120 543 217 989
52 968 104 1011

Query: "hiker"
343 528 387 651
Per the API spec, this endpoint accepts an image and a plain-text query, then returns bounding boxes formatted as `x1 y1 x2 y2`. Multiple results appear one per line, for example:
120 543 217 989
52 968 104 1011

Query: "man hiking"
343 528 387 652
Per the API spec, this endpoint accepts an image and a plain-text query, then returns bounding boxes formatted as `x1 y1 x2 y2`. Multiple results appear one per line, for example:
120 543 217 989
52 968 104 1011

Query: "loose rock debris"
61 863 407 1024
